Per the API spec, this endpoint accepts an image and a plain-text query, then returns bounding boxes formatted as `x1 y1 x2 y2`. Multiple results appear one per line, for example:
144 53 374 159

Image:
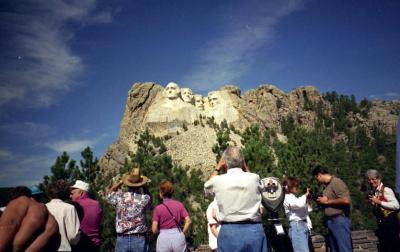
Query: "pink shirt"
73 195 102 246
152 198 189 230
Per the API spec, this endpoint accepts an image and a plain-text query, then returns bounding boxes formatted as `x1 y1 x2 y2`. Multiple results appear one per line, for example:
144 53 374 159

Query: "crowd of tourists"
0 146 399 252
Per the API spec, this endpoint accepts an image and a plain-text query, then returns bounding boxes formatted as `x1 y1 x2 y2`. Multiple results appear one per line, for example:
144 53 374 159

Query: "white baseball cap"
71 180 89 191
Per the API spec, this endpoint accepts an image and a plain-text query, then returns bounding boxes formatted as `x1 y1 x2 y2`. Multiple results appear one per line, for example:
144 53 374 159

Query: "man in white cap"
70 180 102 251
106 168 152 252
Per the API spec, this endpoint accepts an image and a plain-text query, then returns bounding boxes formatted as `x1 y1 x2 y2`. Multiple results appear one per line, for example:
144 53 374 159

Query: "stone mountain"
99 82 400 174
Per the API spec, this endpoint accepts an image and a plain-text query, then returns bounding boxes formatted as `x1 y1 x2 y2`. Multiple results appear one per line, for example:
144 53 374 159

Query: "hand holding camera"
307 190 323 202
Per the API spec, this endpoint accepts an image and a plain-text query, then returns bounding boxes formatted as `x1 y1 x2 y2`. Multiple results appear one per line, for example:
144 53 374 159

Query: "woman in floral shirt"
106 168 152 252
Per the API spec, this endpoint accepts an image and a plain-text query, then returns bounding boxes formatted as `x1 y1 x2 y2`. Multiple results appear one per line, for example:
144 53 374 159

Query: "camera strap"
162 203 182 232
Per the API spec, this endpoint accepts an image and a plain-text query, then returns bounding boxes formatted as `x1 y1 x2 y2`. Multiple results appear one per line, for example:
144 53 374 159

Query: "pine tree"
80 147 99 186
40 152 81 194
241 124 275 177
212 127 231 162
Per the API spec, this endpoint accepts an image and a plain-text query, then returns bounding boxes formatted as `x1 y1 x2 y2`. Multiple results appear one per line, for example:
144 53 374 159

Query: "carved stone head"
181 88 193 103
194 95 204 110
208 91 221 108
164 82 180 99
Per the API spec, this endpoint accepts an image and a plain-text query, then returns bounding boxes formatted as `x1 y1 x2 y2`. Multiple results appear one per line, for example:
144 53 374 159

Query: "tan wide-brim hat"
122 168 148 187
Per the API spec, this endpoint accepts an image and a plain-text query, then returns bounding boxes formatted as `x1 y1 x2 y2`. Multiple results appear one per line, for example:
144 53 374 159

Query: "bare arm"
317 196 350 205
107 181 123 193
151 221 159 234
210 224 219 238
25 214 60 252
209 158 227 180
182 216 191 235
13 201 48 252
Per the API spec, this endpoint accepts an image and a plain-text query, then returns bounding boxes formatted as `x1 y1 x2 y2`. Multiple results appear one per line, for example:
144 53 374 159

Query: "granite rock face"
99 82 399 174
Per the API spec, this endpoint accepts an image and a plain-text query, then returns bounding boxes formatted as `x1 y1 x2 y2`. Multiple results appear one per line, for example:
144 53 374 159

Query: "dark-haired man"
0 187 60 251
46 180 80 251
312 165 352 252
9 186 32 200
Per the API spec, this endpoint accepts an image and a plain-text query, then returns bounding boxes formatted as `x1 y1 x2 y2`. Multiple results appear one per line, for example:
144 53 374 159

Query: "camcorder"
361 181 376 199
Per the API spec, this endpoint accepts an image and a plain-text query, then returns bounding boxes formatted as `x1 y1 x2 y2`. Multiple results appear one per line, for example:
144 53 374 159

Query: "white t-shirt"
283 193 312 230
206 200 220 250
46 199 80 251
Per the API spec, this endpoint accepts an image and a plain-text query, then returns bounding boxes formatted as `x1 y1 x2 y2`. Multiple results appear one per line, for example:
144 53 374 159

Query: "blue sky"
0 0 399 187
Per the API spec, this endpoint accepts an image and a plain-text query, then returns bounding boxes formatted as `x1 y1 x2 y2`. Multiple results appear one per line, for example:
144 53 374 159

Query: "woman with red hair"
152 180 191 252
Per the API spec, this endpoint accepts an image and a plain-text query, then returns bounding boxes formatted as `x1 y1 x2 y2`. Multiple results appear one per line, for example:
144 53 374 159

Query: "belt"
326 214 345 219
117 232 146 237
290 219 307 223
220 221 261 225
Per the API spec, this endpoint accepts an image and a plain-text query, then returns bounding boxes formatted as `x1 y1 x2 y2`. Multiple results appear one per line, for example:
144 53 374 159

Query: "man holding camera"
312 165 352 252
204 146 267 252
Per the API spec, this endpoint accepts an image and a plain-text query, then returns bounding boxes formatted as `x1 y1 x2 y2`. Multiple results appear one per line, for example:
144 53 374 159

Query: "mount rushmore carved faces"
208 92 221 108
164 82 180 99
194 95 204 111
181 88 194 103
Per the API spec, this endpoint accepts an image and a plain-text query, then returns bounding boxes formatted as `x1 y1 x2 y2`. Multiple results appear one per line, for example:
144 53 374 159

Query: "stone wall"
312 230 378 252
351 230 379 252
192 230 379 252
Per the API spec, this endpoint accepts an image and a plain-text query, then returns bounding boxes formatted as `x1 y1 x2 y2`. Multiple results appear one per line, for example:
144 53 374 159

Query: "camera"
308 191 322 201
362 182 376 200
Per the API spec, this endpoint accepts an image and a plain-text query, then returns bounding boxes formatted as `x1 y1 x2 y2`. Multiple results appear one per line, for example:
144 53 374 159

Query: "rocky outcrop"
367 100 400 134
165 125 243 174
99 82 399 174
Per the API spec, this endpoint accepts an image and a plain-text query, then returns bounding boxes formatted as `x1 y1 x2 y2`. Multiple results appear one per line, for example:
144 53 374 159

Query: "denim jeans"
325 215 352 252
217 223 268 252
115 235 148 252
288 221 310 252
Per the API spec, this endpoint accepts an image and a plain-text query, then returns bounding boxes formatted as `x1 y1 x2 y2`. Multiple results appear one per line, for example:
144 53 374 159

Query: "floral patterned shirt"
106 191 151 234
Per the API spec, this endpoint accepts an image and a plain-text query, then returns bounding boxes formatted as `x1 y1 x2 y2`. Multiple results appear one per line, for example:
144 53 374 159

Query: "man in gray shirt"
312 165 352 252
204 146 267 252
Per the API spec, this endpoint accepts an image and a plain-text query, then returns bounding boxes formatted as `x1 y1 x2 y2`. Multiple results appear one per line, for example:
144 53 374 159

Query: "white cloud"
0 0 114 108
369 92 399 100
0 122 56 138
0 149 14 161
0 153 55 187
384 92 399 98
181 0 305 91
45 138 96 154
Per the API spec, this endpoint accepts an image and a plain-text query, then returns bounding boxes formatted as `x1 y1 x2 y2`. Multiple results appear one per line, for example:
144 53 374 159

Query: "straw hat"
122 168 148 187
